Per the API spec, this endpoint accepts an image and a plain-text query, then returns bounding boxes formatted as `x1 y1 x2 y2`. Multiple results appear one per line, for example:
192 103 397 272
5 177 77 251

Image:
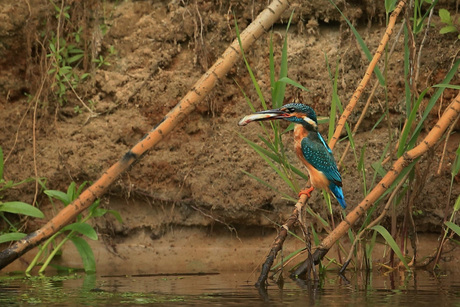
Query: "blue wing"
301 132 347 208
301 132 342 187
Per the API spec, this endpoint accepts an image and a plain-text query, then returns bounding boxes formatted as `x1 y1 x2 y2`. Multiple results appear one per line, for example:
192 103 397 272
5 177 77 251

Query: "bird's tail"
329 183 347 209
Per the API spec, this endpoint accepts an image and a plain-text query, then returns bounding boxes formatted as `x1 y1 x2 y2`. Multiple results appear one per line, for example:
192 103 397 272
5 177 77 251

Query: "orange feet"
298 186 314 198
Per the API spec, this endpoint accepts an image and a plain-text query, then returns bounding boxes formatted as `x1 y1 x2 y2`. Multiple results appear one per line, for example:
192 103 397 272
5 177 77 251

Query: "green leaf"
107 210 123 223
241 170 297 202
327 56 340 143
45 190 71 205
67 53 84 64
311 223 320 245
68 47 84 54
276 77 309 92
371 161 386 178
452 142 460 177
385 0 397 13
67 182 77 202
271 247 306 270
62 223 98 240
0 232 26 244
445 221 460 237
397 87 428 156
0 202 44 218
440 25 458 34
454 194 460 212
272 11 294 108
70 236 96 273
413 0 438 34
372 225 410 271
439 9 452 24
90 208 107 218
433 84 460 90
49 42 56 53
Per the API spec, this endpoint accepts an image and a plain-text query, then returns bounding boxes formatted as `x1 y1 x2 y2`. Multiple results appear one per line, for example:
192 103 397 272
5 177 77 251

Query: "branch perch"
0 0 293 270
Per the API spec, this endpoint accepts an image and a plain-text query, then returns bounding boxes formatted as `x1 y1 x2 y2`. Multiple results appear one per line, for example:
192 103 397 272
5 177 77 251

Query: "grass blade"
0 233 27 244
328 0 385 85
240 133 309 181
276 77 309 92
403 24 411 116
62 223 98 240
407 58 460 149
241 170 297 202
372 225 410 270
234 17 267 109
445 221 460 237
358 143 368 196
397 87 428 157
433 84 460 90
272 11 294 107
70 236 96 273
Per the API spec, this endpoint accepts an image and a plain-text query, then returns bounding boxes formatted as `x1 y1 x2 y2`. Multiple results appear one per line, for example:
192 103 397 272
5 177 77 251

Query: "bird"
238 102 346 208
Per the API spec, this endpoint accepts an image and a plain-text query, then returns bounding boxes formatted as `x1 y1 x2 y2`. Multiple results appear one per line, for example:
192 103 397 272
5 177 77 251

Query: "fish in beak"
238 109 290 126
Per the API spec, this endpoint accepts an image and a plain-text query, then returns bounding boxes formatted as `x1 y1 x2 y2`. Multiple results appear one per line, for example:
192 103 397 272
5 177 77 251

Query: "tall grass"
235 11 310 200
239 0 460 274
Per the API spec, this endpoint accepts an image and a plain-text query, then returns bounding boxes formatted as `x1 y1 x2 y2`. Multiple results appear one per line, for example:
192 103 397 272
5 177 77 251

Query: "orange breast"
293 125 330 190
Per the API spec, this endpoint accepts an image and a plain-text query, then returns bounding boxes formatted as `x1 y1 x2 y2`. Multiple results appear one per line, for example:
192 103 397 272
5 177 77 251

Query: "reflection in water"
0 270 459 305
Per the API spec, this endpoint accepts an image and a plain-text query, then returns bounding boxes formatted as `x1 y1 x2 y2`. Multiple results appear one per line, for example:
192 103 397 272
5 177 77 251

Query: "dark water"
0 270 459 306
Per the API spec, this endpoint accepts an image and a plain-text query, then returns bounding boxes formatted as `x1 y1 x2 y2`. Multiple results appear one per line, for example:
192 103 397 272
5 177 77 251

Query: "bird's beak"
238 109 289 126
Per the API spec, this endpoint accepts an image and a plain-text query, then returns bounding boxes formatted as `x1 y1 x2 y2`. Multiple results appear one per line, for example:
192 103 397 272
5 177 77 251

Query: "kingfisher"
238 102 346 208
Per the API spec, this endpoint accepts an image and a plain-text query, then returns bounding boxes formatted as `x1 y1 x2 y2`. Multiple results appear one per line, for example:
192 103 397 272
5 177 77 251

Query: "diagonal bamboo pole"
0 0 293 270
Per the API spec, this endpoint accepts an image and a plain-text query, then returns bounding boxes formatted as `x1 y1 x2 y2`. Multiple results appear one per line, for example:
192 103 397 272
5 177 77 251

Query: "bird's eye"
286 107 296 113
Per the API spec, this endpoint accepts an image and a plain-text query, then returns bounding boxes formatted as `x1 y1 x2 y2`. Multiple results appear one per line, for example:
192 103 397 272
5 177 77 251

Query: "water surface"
0 270 459 306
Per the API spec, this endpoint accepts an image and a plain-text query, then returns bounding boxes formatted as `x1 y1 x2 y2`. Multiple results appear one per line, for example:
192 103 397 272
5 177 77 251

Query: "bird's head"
238 103 318 131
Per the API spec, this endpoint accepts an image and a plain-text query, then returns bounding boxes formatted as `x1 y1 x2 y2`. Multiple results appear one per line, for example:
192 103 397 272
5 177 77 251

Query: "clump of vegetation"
238 0 460 283
26 181 122 274
439 8 460 38
0 147 45 244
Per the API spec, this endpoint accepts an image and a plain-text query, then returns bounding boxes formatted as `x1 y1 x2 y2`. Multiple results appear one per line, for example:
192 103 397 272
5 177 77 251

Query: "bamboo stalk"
0 0 293 270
